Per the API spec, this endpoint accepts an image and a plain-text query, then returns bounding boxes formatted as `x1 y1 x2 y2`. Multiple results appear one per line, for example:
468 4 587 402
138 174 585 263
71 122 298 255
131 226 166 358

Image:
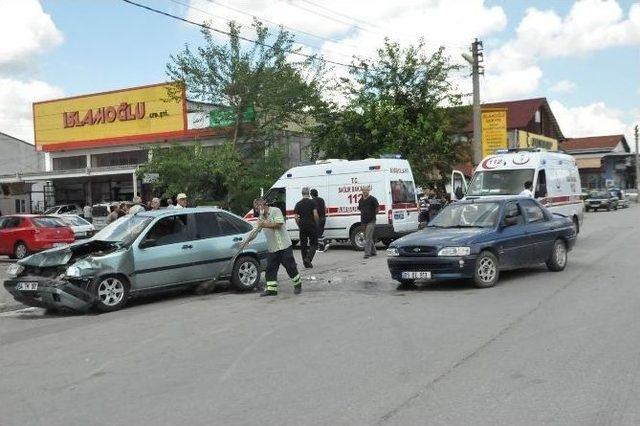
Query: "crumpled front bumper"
3 275 94 312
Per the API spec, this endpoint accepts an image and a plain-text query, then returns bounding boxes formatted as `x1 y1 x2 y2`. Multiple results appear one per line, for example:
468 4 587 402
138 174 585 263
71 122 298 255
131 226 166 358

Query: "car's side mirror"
139 239 156 249
503 216 519 227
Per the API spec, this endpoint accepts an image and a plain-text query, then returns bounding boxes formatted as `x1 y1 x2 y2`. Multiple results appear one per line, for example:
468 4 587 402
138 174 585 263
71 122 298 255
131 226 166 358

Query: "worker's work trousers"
364 222 376 256
299 225 318 263
265 246 301 293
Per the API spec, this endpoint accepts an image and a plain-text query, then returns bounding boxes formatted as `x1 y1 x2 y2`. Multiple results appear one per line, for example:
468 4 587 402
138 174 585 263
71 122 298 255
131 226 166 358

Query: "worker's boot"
261 282 278 297
260 290 277 297
293 284 302 295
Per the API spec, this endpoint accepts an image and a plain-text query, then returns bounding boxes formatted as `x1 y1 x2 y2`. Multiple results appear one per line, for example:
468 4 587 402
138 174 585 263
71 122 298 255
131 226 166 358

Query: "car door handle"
181 244 193 249
233 237 243 242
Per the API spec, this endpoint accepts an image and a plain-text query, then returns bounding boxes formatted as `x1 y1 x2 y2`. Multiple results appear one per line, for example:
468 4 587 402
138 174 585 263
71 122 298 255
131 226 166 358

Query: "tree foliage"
311 39 470 186
166 19 325 147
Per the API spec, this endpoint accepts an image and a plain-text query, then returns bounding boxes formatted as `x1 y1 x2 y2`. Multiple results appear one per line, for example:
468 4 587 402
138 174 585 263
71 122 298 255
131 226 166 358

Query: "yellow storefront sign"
517 130 558 151
34 83 186 152
481 108 508 157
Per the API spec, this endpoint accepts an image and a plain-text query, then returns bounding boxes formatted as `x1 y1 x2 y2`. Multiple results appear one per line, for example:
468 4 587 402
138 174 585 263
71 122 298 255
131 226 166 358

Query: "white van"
451 148 584 233
246 158 420 250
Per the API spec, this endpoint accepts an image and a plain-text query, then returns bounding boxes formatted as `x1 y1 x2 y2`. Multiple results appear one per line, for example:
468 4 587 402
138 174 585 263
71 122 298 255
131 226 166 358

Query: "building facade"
0 82 311 210
561 135 633 189
0 132 45 214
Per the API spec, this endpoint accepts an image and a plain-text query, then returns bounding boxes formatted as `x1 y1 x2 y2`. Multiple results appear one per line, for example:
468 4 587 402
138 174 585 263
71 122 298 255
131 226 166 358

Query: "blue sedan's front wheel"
473 251 499 288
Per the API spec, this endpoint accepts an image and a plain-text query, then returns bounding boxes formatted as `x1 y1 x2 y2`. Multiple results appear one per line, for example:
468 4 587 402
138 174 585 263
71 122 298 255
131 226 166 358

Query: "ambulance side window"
535 170 547 198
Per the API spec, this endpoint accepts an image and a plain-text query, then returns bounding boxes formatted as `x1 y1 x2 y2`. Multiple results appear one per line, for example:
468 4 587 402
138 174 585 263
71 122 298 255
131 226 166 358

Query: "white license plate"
52 243 67 247
17 282 38 291
401 271 431 279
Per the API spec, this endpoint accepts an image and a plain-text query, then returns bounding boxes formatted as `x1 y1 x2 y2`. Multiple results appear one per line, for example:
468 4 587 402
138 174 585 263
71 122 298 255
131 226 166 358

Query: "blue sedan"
387 197 576 288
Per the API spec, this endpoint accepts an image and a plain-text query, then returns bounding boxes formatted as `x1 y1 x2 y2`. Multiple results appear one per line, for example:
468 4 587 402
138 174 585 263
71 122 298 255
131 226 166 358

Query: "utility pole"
463 38 484 166
635 125 639 202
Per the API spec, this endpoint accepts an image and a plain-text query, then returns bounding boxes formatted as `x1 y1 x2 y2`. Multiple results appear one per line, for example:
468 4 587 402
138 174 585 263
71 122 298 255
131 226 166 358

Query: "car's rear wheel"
93 275 129 312
231 256 260 291
349 225 366 251
546 239 567 272
472 251 499 288
13 242 29 260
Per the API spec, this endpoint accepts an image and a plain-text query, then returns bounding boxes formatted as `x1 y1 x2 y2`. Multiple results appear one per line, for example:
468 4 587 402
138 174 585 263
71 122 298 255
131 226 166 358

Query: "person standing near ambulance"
245 198 303 297
358 186 379 258
294 187 319 268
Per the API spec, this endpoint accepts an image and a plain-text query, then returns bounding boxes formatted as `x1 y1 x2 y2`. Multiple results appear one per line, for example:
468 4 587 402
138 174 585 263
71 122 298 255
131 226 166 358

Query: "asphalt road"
1 206 639 426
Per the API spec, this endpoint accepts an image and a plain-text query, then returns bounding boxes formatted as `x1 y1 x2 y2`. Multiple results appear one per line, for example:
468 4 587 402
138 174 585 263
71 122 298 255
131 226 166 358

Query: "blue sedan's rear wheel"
472 251 499 288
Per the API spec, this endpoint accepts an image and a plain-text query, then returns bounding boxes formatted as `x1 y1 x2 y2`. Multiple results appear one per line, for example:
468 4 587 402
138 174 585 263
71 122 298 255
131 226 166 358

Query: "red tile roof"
462 98 562 139
562 135 627 152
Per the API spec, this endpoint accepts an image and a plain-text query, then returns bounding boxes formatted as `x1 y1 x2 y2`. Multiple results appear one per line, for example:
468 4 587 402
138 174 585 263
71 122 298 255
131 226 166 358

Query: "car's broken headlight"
66 265 82 278
7 263 24 278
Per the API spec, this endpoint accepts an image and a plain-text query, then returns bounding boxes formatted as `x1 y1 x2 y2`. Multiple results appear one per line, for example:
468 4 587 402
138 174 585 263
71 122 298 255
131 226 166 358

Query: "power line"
285 0 382 37
121 0 361 69
295 0 387 34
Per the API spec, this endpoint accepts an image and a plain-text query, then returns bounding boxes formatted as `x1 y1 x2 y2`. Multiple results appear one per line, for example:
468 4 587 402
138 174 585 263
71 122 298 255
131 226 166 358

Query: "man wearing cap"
244 198 302 297
175 193 188 208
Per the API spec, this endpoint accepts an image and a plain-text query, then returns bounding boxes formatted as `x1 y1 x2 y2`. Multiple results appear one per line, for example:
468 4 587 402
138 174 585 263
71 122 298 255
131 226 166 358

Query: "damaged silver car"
3 208 268 313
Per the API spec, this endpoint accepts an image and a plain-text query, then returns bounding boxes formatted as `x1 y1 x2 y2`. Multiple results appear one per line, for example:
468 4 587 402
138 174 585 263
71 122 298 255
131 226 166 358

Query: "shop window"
91 150 149 168
52 156 87 171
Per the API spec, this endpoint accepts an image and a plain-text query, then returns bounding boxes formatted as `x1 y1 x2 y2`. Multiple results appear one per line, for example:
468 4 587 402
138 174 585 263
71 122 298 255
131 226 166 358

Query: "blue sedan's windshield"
93 215 153 245
430 202 501 228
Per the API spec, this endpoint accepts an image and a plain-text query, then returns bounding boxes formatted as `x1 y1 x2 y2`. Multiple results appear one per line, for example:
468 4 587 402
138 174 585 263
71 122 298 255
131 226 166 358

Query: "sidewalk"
0 259 23 312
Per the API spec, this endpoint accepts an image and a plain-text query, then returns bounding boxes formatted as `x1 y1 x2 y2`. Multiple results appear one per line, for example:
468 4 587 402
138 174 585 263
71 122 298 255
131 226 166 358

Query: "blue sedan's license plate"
401 271 431 279
17 282 38 291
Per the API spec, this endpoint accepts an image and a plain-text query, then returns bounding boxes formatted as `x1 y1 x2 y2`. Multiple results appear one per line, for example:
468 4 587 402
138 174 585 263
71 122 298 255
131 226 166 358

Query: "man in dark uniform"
294 187 319 268
310 189 326 250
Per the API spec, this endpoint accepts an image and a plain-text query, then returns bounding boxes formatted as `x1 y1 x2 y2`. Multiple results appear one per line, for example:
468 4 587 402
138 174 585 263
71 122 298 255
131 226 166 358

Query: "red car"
0 215 75 259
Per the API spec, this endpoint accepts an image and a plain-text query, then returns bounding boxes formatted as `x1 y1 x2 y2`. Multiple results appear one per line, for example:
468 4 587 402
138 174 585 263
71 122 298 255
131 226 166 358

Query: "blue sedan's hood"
393 227 493 247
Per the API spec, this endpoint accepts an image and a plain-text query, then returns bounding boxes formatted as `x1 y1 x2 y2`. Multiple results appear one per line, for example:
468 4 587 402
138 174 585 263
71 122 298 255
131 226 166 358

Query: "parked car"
44 204 82 216
57 215 96 239
91 203 115 231
4 208 268 313
0 215 75 259
585 190 618 212
387 197 576 288
608 188 629 208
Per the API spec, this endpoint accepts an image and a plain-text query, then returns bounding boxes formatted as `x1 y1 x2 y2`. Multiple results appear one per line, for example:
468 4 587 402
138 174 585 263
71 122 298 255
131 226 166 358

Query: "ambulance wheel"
349 225 366 251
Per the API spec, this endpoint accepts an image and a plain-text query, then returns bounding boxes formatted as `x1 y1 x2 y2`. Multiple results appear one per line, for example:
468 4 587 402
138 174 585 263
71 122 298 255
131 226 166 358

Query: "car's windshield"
93 215 153 245
467 169 535 196
429 202 501 228
59 215 90 226
590 191 609 198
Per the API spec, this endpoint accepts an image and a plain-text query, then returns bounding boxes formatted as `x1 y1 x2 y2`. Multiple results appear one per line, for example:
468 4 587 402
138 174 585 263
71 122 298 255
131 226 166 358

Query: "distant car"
4 208 269 313
0 215 75 259
44 204 82 216
57 215 96 239
91 203 115 231
609 188 629 209
387 198 576 288
585 190 618 212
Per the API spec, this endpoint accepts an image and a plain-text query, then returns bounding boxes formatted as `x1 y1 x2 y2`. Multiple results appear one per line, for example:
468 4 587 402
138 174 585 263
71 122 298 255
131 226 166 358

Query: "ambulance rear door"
388 165 419 234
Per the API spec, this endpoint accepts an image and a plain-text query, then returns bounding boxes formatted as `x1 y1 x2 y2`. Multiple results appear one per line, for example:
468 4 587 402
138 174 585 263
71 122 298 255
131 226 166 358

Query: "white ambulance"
451 148 584 233
246 158 420 250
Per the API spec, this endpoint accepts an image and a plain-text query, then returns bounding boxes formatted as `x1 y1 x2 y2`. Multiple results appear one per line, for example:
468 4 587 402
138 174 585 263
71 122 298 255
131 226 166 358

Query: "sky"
0 0 638 149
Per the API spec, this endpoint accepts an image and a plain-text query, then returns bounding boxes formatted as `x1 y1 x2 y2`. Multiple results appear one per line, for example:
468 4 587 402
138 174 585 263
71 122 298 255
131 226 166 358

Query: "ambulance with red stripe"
451 148 584 233
246 158 420 250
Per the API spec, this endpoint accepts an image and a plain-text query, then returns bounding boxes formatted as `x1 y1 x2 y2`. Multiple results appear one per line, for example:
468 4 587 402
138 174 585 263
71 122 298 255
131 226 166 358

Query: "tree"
311 39 470 186
139 20 327 213
166 19 325 147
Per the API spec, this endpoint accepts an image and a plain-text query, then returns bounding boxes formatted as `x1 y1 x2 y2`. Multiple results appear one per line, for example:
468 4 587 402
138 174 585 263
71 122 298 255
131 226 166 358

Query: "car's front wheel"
231 256 261 291
546 239 567 272
93 275 130 312
472 251 499 288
